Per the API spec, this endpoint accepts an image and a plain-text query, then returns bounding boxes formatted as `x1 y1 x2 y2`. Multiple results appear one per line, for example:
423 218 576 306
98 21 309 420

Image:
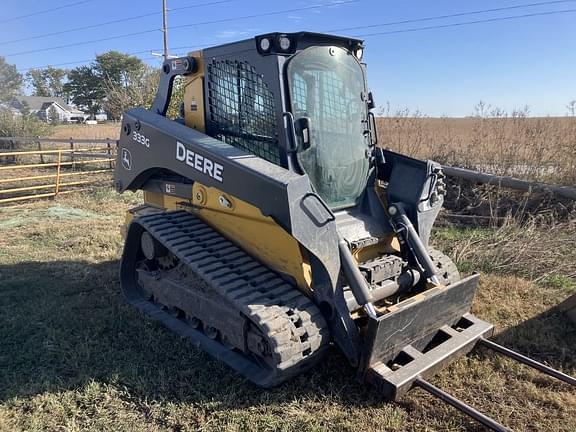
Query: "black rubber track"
122 210 330 387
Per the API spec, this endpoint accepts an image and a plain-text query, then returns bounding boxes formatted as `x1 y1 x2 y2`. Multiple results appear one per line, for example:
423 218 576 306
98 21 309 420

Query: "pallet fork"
367 307 576 431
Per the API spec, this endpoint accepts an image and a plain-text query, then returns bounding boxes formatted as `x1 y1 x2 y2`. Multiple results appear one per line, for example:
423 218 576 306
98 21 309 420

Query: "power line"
168 0 356 31
15 1 575 72
354 8 576 38
157 6 576 58
0 0 96 25
4 0 358 58
6 30 161 58
18 52 151 73
0 0 237 46
328 0 576 33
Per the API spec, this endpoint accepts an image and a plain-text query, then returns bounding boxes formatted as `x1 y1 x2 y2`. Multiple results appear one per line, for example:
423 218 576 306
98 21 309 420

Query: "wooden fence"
0 137 116 204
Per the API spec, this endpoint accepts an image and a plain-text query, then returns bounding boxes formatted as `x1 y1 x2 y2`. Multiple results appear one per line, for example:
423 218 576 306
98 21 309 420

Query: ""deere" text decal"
176 141 224 182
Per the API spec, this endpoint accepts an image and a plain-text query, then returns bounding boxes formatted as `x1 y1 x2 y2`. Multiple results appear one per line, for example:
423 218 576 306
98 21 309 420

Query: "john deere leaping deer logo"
121 148 132 171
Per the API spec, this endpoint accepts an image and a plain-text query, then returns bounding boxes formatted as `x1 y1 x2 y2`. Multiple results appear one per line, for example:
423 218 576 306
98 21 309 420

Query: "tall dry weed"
434 215 576 284
377 102 576 186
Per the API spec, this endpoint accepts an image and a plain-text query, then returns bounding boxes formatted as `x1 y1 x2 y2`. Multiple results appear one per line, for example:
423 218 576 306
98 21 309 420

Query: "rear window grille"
207 59 280 164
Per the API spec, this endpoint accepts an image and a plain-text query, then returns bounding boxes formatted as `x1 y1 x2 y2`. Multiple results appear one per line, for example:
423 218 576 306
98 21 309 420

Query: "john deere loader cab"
114 32 575 431
287 42 370 209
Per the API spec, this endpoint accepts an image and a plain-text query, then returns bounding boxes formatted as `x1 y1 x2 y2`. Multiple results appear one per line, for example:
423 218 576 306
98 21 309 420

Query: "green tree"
95 51 144 87
103 65 157 120
27 67 67 98
64 66 104 118
102 65 182 121
96 51 146 120
63 52 146 120
0 56 22 102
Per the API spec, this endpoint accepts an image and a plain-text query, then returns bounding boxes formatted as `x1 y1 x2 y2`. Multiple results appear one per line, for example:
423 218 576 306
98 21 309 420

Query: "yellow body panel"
141 187 313 293
183 50 206 132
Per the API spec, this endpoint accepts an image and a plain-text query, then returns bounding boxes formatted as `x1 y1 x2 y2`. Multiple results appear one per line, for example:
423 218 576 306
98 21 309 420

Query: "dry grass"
49 123 121 141
1 105 575 430
376 106 576 185
0 190 574 431
433 216 576 284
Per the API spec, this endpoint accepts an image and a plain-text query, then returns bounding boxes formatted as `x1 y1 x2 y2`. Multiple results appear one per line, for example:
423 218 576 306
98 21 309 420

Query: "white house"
0 102 22 118
10 96 89 123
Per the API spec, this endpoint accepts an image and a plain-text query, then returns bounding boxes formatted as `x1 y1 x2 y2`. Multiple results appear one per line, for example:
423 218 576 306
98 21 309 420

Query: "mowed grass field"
0 189 574 432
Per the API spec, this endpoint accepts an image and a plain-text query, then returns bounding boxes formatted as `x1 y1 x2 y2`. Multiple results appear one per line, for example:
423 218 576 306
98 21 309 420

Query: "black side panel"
115 108 362 366
377 150 443 247
116 108 299 230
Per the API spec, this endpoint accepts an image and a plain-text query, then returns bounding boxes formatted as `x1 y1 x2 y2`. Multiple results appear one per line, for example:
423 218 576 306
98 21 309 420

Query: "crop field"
376 112 576 185
50 112 576 185
0 188 574 432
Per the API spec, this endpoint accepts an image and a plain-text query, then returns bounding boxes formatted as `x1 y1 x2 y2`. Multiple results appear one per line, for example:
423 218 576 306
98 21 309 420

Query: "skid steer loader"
114 32 575 431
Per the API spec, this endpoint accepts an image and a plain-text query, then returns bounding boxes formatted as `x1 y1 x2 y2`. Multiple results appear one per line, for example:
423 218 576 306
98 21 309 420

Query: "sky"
1 0 575 117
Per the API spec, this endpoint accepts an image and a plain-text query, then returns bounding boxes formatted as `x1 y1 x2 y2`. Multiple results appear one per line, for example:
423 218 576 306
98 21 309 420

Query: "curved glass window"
288 46 370 209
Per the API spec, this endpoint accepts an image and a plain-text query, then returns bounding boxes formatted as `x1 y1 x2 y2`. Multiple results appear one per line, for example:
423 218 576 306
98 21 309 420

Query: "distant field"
50 123 121 141
376 115 576 185
0 190 574 431
46 115 575 185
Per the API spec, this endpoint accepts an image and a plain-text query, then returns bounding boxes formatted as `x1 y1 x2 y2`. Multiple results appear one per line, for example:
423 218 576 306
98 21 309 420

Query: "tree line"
0 51 176 121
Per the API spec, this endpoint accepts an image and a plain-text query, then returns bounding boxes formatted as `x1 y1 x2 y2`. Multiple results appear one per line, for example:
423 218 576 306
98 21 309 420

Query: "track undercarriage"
120 208 576 432
121 209 329 387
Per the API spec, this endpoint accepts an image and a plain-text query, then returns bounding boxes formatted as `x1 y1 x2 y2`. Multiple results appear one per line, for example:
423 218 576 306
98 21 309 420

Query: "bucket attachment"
362 274 576 431
362 274 490 400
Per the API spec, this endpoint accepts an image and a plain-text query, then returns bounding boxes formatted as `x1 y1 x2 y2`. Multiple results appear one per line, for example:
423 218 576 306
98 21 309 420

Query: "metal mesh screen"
207 59 280 165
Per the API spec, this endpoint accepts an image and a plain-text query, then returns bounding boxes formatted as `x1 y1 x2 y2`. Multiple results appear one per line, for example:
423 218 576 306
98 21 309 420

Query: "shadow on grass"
2 259 574 417
478 305 576 384
0 259 378 409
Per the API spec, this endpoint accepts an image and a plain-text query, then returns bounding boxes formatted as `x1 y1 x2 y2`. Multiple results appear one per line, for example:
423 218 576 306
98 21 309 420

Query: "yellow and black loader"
114 32 575 431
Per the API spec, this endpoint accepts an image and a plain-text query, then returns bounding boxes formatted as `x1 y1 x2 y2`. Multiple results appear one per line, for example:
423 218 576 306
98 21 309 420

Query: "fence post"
7 139 16 164
55 150 62 196
106 138 113 169
69 137 75 170
36 136 44 164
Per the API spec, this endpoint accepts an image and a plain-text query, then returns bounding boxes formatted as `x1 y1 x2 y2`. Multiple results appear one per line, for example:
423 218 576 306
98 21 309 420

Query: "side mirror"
367 91 375 110
294 117 312 151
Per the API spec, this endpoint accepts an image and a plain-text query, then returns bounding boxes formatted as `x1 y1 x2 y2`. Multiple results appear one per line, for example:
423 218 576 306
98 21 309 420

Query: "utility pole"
162 0 169 61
